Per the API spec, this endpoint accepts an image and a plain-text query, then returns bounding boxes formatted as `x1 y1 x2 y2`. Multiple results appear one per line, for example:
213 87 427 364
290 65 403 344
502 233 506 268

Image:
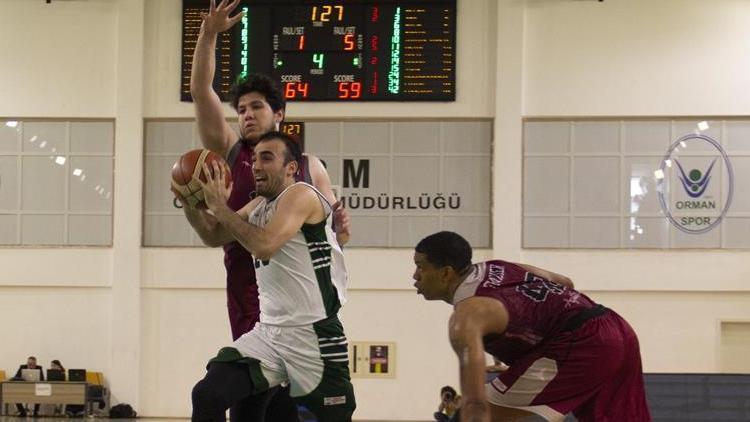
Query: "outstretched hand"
198 160 233 213
332 201 351 245
200 0 245 35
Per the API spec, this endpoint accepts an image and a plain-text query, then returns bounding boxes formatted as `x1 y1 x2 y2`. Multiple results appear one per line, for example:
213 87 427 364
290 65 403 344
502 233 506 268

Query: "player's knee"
192 379 225 412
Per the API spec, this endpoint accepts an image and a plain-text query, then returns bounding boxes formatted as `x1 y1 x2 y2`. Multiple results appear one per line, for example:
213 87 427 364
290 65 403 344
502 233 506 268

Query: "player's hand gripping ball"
170 149 232 208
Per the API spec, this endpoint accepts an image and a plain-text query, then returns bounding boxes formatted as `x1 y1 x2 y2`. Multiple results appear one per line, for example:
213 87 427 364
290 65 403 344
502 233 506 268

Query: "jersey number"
517 273 565 302
254 258 270 269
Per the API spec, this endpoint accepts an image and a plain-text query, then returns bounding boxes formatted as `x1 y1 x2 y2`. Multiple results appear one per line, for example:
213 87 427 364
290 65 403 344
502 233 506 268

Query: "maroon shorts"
486 311 651 422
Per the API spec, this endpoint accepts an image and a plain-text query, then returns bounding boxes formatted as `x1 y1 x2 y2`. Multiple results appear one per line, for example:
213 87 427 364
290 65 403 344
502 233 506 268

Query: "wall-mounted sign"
656 134 734 234
350 341 396 378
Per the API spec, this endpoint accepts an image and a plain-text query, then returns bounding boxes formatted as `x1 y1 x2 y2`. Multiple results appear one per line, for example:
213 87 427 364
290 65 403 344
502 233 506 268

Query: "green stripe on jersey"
301 220 340 317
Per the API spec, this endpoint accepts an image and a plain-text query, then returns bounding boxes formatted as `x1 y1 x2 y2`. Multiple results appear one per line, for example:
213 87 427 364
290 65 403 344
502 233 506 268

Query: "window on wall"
142 120 209 247
523 119 750 249
143 119 492 248
0 119 114 246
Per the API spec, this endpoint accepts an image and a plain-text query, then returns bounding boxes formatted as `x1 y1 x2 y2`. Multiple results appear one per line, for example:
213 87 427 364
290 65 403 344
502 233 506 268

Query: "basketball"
170 149 232 208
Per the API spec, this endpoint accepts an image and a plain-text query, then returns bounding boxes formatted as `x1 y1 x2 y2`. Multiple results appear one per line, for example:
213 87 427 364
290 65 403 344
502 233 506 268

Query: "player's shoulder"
454 295 504 313
452 296 509 335
280 182 319 202
240 195 265 216
303 153 326 168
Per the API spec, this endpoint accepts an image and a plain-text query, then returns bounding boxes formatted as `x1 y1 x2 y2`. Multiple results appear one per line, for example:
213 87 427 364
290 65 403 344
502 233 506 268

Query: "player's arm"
448 297 509 422
307 154 351 246
175 159 258 246
307 154 336 204
181 203 232 247
212 183 320 260
515 262 574 289
179 192 261 247
191 0 244 158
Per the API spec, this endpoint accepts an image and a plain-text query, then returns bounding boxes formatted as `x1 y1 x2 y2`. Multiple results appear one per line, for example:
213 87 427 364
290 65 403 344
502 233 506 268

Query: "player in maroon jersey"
179 1 351 420
412 231 651 422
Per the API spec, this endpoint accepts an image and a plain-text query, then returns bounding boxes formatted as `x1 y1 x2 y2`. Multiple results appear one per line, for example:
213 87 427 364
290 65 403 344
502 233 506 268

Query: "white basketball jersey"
248 182 348 326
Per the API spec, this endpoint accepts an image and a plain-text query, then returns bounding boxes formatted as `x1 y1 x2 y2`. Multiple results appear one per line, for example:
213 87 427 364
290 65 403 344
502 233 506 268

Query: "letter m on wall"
343 159 370 188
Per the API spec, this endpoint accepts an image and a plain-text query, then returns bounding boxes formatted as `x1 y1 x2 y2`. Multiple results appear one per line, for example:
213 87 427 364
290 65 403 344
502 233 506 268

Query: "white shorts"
210 314 355 420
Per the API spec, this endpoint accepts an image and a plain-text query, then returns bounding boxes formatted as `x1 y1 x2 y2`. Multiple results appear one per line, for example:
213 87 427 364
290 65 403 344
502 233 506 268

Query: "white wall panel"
140 289 230 417
0 1 117 117
524 0 750 116
0 250 112 286
0 287 111 380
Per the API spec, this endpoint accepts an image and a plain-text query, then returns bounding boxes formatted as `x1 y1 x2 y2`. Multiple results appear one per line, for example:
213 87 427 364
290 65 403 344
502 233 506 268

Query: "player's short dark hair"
229 73 286 113
440 385 457 399
415 231 472 273
257 131 302 166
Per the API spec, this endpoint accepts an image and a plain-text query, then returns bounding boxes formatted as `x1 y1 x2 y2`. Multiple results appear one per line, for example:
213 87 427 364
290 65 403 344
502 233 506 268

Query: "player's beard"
256 168 288 199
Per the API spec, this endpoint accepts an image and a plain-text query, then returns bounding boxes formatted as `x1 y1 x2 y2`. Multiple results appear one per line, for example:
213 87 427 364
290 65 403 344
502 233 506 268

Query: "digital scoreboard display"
181 0 456 101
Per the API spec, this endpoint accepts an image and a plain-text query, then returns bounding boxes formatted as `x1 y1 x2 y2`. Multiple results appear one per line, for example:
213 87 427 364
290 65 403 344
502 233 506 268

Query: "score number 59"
283 81 362 99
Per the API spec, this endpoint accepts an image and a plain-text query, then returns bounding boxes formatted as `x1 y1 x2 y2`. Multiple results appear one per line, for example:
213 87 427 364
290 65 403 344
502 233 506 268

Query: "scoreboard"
181 0 456 101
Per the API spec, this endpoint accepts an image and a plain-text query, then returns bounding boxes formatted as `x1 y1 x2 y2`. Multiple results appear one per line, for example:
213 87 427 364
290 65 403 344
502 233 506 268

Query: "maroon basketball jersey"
223 140 311 340
452 260 598 365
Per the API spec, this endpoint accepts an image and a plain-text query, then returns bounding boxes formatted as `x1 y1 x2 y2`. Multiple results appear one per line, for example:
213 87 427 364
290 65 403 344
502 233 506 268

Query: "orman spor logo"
675 159 715 198
656 134 733 234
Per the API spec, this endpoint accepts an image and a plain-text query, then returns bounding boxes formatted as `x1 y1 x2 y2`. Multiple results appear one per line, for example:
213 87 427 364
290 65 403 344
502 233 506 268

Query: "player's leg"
487 313 630 421
228 387 278 422
193 326 286 421
227 385 297 422
192 360 256 421
263 384 299 422
283 316 356 421
293 362 355 422
575 312 652 422
484 355 570 421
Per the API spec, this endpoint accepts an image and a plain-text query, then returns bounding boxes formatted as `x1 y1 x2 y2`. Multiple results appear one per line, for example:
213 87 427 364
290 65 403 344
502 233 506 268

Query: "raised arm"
448 297 509 422
307 154 351 246
190 0 244 158
515 262 574 289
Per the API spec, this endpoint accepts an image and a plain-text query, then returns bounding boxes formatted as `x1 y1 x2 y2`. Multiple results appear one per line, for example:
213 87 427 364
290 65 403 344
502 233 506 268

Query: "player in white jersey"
188 131 355 421
247 181 348 327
